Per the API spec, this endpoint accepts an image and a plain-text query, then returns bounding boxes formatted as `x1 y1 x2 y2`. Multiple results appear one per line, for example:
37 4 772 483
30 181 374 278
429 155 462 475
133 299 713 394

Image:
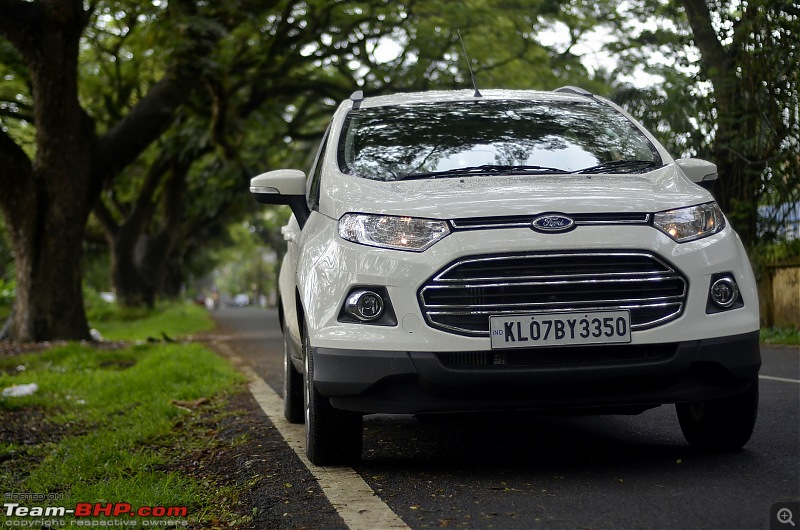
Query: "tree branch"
93 0 238 187
127 152 174 235
93 66 198 187
681 0 733 83
92 197 120 238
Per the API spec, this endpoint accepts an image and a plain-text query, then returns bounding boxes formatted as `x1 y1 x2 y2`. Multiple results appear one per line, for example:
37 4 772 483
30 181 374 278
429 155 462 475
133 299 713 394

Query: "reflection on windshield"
338 100 661 181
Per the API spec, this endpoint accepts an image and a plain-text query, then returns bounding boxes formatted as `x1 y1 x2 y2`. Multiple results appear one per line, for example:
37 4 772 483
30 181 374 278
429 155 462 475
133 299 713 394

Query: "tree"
0 0 257 340
684 0 798 247
606 0 799 249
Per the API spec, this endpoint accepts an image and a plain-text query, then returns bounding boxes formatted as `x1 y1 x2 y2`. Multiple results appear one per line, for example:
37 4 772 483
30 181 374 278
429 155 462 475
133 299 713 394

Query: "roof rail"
554 86 595 99
350 90 364 109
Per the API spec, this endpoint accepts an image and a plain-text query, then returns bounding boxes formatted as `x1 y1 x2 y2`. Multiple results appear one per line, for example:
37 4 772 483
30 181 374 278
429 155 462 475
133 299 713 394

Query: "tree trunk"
159 258 186 299
98 159 188 309
2 1 94 341
9 201 92 340
109 229 183 308
111 233 157 309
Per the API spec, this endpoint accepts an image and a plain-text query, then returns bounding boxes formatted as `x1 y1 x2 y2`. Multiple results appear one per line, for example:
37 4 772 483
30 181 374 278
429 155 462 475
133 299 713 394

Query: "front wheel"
302 323 362 465
676 377 759 451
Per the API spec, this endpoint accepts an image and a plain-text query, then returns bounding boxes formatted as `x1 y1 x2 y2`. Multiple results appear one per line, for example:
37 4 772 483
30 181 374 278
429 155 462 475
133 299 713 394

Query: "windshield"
337 99 662 181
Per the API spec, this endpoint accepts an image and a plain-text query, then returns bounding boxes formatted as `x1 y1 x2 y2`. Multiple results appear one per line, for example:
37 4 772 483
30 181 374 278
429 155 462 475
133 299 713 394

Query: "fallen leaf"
171 397 210 409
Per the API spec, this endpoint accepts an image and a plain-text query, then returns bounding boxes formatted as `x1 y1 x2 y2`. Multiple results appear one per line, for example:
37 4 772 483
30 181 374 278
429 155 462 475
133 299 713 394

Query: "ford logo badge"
531 214 576 233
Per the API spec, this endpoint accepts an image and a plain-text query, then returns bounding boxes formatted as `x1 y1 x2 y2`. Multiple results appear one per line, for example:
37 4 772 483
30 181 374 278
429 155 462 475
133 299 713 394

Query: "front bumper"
313 331 761 414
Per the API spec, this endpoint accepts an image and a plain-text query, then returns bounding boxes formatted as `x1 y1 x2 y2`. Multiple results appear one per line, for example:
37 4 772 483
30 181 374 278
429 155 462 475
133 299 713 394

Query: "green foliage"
0 36 34 155
0 277 13 321
761 327 800 346
79 2 168 128
209 218 282 299
83 287 117 323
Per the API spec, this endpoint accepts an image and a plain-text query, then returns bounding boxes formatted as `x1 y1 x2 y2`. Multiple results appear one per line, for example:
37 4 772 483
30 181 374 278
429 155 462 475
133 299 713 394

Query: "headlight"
338 213 450 251
653 202 726 243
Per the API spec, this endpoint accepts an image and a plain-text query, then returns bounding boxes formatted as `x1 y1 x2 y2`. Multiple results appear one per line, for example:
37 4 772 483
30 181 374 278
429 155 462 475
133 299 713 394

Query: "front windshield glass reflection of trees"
338 100 660 181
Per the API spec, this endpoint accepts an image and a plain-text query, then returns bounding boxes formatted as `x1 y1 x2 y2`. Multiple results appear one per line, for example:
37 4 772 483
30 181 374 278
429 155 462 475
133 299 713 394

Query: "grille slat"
419 252 687 336
438 343 677 368
434 253 667 281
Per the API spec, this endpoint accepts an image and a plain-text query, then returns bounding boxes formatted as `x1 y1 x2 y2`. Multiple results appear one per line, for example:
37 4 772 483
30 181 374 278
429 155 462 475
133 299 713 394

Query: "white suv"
251 88 761 465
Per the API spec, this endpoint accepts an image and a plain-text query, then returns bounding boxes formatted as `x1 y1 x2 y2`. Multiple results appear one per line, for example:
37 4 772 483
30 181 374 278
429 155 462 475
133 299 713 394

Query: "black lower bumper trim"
312 331 761 415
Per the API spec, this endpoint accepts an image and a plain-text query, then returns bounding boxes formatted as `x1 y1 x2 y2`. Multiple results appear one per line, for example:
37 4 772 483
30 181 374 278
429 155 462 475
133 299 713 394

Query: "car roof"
351 88 597 109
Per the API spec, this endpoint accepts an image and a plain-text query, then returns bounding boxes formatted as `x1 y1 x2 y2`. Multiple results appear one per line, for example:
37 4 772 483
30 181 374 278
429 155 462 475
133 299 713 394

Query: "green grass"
761 327 800 346
90 301 214 341
0 305 248 527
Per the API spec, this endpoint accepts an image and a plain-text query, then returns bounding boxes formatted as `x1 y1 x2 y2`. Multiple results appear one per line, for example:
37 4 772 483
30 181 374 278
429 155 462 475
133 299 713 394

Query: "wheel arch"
295 287 306 342
277 296 285 331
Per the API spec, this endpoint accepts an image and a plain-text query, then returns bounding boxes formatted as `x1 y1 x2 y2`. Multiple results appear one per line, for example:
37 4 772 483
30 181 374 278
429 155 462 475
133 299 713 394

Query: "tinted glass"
338 99 661 181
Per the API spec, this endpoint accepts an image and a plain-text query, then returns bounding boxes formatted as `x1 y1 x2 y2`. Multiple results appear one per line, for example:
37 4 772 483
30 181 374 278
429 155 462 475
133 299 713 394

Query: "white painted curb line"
759 374 800 384
219 343 410 530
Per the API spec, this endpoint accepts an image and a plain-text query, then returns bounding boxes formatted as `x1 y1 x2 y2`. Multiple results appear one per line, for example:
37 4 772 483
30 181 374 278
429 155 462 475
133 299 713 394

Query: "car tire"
676 377 759 451
302 323 362 465
283 329 304 424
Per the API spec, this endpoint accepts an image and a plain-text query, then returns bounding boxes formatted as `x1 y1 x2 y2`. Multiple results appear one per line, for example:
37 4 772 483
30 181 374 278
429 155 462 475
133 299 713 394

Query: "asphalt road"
211 306 800 529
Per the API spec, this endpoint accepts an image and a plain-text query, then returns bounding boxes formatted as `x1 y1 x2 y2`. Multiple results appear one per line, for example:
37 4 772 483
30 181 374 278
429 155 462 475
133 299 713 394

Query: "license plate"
489 310 631 349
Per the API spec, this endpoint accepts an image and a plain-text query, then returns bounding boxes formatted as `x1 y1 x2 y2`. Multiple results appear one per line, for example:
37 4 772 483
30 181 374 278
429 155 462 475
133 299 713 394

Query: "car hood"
319 164 713 220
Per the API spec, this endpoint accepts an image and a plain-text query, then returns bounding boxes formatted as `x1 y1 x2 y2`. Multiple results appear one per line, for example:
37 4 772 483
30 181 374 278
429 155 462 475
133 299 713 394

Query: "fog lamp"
710 277 739 308
345 290 385 321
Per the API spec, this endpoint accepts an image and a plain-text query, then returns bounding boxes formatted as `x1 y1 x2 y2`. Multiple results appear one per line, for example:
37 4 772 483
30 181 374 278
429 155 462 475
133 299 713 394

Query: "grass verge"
89 301 215 341
761 327 800 346
0 303 252 528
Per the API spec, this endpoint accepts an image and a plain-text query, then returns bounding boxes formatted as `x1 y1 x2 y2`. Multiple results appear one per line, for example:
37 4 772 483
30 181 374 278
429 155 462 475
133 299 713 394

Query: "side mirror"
250 169 310 227
676 158 718 191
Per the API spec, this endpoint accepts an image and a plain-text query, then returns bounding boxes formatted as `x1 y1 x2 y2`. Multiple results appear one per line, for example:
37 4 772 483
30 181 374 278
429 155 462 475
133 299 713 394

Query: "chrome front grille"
418 252 687 336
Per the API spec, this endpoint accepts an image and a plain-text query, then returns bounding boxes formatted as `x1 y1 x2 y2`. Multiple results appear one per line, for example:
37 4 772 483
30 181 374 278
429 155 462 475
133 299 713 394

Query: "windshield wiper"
573 160 662 174
401 164 571 180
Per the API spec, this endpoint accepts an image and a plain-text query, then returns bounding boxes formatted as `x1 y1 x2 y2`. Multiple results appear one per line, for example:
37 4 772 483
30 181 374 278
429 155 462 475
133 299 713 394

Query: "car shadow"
357 408 761 474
